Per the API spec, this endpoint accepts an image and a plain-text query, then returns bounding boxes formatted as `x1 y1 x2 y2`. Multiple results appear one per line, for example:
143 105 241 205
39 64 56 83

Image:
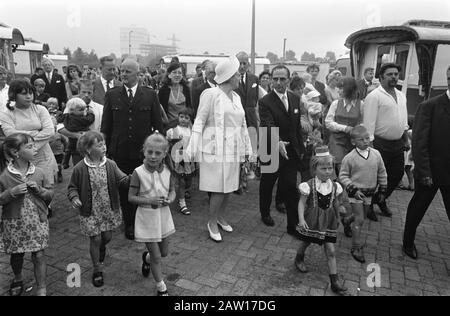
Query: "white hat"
306 90 321 100
214 56 239 85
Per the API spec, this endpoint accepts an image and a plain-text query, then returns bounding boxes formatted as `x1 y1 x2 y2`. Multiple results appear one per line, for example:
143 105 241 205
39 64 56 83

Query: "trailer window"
394 44 409 81
375 45 391 78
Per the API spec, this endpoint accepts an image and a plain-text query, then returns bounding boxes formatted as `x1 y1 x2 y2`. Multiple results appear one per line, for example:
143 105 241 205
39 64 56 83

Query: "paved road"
1 168 450 296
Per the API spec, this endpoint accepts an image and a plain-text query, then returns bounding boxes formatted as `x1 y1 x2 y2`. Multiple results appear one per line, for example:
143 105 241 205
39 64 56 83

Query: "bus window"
375 45 391 78
431 44 450 88
394 44 409 81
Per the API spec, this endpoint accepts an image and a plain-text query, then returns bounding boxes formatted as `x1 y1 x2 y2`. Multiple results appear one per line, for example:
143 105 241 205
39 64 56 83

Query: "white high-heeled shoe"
217 220 233 233
207 222 222 242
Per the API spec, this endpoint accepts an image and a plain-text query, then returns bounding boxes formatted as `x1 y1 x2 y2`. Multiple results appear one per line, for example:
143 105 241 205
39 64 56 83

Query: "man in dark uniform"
101 59 163 240
402 66 450 259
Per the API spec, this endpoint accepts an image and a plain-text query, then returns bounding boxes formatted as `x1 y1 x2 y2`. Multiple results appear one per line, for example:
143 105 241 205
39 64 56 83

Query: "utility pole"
129 30 134 56
250 0 256 74
283 38 287 62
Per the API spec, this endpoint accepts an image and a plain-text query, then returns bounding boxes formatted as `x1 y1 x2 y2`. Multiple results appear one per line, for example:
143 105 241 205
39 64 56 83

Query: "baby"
62 97 95 168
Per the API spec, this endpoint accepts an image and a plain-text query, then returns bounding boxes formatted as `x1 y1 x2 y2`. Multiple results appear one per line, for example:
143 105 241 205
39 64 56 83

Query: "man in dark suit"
190 60 208 101
191 61 217 115
93 56 122 105
40 58 67 109
101 59 163 240
259 65 305 237
402 66 450 260
235 52 260 129
356 67 376 100
307 63 328 106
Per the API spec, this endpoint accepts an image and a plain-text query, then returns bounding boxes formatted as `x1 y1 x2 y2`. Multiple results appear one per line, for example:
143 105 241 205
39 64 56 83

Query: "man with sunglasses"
258 65 305 237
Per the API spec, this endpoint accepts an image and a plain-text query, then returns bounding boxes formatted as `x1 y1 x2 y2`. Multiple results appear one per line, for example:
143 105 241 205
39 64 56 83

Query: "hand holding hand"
72 197 82 208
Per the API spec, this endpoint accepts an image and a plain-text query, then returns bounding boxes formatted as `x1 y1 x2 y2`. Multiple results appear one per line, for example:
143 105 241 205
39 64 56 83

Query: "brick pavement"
1 169 450 296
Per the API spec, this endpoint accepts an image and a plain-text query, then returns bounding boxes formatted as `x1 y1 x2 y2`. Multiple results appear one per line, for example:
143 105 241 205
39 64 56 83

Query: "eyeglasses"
272 77 287 82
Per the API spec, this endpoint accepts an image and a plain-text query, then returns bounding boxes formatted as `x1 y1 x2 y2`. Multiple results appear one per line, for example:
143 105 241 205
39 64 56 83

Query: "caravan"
345 20 450 115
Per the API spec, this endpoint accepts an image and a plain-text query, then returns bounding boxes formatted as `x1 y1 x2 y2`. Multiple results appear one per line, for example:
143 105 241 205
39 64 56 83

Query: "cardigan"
0 164 53 219
67 158 129 217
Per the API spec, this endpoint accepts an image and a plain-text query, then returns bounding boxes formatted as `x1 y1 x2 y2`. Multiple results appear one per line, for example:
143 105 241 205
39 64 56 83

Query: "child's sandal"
9 281 24 296
92 272 104 288
141 252 151 278
179 206 191 215
157 290 169 296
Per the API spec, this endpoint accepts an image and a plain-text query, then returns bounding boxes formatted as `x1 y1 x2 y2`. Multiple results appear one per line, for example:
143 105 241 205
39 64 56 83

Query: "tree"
266 51 279 64
285 50 297 62
63 47 72 60
325 51 336 62
300 52 316 62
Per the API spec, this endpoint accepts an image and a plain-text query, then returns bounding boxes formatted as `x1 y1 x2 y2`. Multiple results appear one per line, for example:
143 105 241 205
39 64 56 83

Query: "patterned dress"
0 194 49 254
297 178 343 245
79 160 122 237
167 126 197 176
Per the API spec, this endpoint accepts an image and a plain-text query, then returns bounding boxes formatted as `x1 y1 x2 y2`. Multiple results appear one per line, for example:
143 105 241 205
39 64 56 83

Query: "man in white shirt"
0 66 10 112
363 63 409 221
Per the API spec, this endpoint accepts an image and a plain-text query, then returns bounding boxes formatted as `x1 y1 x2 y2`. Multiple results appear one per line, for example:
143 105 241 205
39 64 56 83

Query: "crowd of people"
0 52 449 297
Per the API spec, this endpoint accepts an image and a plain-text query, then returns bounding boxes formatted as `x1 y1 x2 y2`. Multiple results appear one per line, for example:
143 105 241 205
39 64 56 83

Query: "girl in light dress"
128 133 176 296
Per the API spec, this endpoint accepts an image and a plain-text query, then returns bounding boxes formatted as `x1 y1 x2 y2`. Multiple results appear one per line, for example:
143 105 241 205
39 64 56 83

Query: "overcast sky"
1 0 450 59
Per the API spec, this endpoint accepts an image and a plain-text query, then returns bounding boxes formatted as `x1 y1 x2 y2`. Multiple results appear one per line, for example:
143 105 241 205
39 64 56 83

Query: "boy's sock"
156 280 167 292
179 198 186 208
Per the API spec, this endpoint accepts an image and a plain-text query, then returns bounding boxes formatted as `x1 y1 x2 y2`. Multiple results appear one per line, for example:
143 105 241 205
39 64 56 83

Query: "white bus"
345 20 450 115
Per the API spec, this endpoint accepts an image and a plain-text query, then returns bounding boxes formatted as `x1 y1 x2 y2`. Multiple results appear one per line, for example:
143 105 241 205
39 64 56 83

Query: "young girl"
295 146 348 295
166 108 196 215
128 132 176 296
67 131 128 288
0 133 54 296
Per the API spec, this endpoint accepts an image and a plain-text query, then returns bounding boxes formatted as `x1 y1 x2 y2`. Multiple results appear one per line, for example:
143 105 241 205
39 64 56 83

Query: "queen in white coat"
187 56 252 242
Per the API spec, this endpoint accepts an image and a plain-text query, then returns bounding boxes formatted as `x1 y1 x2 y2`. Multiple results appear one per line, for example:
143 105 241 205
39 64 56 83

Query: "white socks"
179 199 186 208
156 280 167 292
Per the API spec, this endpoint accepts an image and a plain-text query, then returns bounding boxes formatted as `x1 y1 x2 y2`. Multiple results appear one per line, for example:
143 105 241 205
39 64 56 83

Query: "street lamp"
129 30 134 56
283 38 287 62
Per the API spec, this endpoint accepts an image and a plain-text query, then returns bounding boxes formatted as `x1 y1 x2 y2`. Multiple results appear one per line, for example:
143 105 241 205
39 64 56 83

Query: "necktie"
281 95 288 112
106 80 111 92
240 73 245 86
128 88 133 104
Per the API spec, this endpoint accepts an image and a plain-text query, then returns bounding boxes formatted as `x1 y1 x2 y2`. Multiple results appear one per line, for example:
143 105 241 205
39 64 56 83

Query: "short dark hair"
378 63 401 78
289 76 305 91
271 64 290 78
350 125 368 139
99 56 115 67
178 107 193 119
337 77 359 100
306 63 320 73
364 67 374 74
66 64 82 81
259 70 271 81
77 131 104 157
7 79 35 111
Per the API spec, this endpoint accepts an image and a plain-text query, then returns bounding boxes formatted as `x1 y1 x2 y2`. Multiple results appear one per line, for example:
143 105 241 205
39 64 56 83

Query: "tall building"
120 27 177 57
120 27 150 56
